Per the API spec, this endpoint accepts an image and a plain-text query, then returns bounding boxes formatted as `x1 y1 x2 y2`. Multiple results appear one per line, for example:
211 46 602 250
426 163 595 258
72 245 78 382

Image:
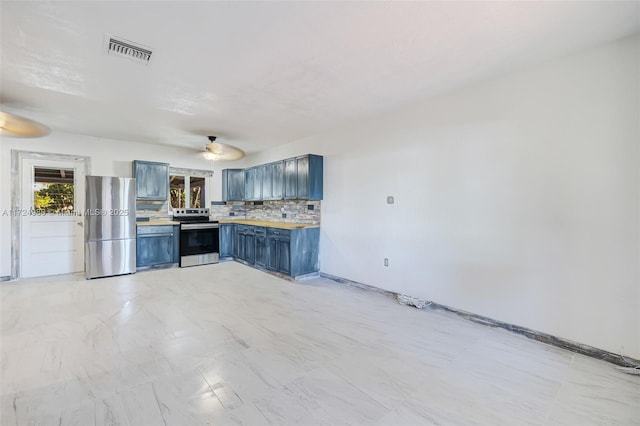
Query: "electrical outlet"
384 258 389 267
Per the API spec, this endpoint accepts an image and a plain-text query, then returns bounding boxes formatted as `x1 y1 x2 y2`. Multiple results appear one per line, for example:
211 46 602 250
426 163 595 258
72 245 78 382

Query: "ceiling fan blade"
0 111 50 138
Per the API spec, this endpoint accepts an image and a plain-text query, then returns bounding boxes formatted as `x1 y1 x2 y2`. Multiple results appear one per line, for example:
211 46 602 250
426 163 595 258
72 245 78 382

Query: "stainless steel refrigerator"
85 176 136 279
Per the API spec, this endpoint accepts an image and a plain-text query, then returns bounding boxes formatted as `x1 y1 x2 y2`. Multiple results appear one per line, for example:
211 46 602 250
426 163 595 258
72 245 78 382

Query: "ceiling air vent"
104 34 153 65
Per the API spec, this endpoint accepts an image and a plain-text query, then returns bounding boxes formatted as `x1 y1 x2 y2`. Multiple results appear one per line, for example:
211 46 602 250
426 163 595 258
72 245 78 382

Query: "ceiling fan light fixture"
203 150 221 161
202 136 245 161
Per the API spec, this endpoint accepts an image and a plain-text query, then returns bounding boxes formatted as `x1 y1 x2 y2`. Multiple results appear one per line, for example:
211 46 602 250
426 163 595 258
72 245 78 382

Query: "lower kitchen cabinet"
266 228 290 274
277 239 292 275
173 225 179 262
229 224 319 277
245 234 255 264
255 227 267 268
236 225 253 264
219 224 235 259
267 235 291 275
269 227 319 276
233 226 240 258
266 237 278 271
136 225 179 268
236 225 266 267
289 227 320 276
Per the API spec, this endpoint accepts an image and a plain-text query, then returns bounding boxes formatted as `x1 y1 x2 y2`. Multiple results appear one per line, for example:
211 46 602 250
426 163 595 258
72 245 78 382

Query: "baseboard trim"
320 272 640 368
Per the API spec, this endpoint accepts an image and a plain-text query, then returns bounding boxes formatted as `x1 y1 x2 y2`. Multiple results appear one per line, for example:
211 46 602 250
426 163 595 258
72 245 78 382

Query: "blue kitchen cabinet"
236 229 246 261
266 228 291 275
245 233 256 264
219 224 235 259
266 236 278 271
254 227 267 268
136 225 177 268
276 238 292 275
229 224 319 277
222 169 245 202
244 169 254 202
265 227 319 276
233 225 240 258
133 160 170 201
295 154 323 200
228 154 321 201
252 167 263 201
289 227 320 276
272 161 284 200
173 225 179 263
244 167 262 201
261 164 273 200
261 162 284 201
236 225 256 264
284 158 297 200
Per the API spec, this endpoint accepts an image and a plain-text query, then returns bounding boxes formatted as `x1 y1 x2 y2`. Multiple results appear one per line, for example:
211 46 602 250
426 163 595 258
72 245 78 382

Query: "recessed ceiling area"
1 1 639 153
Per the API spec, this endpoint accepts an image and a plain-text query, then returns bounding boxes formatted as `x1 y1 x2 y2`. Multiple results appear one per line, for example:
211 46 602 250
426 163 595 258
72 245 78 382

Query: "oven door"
179 222 220 267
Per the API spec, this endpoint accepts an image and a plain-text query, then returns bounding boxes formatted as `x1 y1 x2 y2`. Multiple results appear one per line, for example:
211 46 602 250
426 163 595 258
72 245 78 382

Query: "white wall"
246 35 640 358
0 132 245 277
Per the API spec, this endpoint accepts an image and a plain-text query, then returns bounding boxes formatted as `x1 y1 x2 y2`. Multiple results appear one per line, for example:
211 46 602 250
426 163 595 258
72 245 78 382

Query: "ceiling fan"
0 111 50 138
202 136 245 161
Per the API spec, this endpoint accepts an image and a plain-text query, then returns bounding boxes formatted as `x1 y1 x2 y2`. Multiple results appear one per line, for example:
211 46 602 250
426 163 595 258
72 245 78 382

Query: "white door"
20 158 85 278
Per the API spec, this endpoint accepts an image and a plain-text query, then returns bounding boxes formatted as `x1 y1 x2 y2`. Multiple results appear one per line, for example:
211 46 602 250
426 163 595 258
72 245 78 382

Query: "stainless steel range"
173 208 219 267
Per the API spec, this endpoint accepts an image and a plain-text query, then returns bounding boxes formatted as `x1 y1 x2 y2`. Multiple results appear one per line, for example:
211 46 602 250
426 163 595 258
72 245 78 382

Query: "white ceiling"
1 1 639 154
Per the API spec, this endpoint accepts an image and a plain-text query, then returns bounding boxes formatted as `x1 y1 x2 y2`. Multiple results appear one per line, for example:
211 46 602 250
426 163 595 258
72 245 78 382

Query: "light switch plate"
387 196 394 204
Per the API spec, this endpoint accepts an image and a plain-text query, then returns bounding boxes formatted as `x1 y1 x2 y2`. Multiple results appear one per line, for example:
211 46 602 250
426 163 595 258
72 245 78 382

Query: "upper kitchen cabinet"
222 169 245 202
261 164 273 200
244 166 262 201
271 160 284 200
262 161 284 201
283 157 297 200
133 160 169 200
295 154 323 200
228 154 322 202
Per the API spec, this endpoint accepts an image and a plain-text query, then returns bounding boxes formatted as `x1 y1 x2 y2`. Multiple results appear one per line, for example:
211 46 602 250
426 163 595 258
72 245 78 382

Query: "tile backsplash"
209 202 246 219
211 200 321 225
135 199 321 225
135 200 169 219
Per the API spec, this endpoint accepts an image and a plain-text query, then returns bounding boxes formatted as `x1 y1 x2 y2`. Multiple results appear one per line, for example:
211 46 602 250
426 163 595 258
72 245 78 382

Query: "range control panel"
173 208 210 217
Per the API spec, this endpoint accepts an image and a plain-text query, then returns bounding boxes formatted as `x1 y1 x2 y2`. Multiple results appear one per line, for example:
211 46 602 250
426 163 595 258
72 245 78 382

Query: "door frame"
11 150 91 280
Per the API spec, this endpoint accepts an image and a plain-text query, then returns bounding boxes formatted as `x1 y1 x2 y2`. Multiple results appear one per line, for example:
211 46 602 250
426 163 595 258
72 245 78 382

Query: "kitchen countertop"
136 220 181 226
217 219 319 229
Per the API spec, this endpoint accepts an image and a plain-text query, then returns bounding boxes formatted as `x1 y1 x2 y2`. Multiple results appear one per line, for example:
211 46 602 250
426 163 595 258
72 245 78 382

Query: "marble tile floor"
1 261 638 426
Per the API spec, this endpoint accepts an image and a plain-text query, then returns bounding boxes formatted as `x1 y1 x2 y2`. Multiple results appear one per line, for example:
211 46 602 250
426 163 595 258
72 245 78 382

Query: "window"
190 177 205 208
169 169 212 210
170 175 186 209
33 167 75 213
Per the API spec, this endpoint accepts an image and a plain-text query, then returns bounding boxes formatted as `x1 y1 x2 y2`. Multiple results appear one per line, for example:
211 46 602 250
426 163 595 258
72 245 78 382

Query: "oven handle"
181 223 219 230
